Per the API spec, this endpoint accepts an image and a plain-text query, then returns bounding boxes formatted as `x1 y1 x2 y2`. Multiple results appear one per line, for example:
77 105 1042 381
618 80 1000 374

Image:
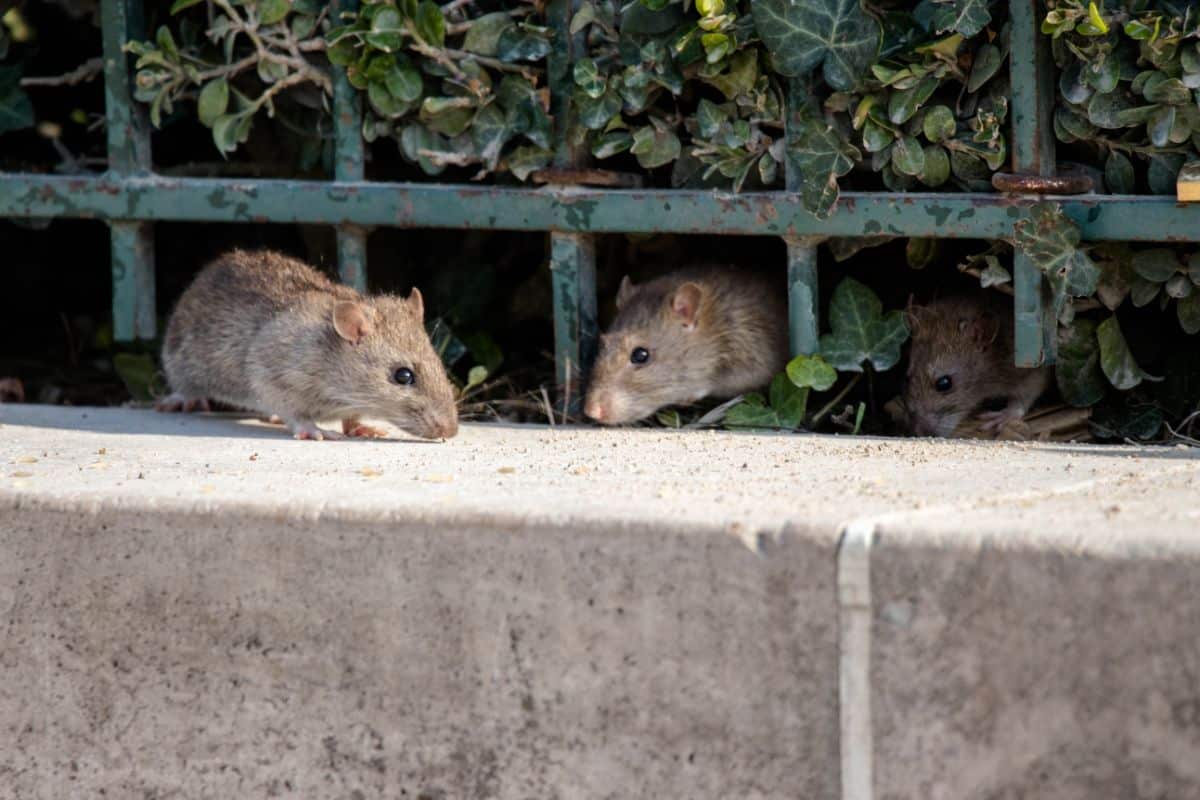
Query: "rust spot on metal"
992 172 1094 195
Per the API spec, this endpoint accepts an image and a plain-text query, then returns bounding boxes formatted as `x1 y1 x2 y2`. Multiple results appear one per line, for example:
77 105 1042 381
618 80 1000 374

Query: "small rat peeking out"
584 265 788 425
900 294 1051 438
158 249 459 441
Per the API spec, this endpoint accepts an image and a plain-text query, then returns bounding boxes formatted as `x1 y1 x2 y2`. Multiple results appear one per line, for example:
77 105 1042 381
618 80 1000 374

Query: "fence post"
332 0 369 292
102 0 155 341
547 0 598 417
1009 0 1057 366
784 80 821 356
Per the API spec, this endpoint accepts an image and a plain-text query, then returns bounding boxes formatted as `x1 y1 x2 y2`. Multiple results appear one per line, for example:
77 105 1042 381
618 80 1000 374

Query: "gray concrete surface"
1 404 1199 799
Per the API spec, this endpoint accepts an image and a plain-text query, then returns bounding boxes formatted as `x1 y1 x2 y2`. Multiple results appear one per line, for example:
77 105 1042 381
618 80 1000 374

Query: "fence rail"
3 0 1200 409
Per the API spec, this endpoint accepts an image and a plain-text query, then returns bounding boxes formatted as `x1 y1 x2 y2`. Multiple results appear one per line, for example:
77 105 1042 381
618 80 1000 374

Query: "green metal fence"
2 0 1199 410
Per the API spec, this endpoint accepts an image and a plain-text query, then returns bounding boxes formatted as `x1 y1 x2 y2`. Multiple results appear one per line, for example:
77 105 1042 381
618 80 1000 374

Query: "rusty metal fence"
2 0 1199 409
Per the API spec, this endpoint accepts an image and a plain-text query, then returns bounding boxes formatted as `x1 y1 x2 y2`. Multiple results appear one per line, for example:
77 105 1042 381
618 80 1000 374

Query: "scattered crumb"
424 474 454 483
497 466 516 474
10 471 33 478
360 467 383 478
97 448 106 455
16 456 37 464
249 453 258 461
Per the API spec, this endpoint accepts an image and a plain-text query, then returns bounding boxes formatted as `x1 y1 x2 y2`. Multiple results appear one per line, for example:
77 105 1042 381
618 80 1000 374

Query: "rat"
157 249 459 441
583 265 788 425
902 293 1051 438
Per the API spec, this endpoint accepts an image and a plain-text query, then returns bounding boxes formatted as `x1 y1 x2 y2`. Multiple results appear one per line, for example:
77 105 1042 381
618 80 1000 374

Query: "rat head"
583 275 718 424
326 289 458 439
902 298 1001 438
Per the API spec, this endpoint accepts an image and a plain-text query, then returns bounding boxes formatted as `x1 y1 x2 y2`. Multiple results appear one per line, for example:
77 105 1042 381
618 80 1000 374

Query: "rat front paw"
156 393 211 413
977 405 1024 434
342 419 390 438
288 420 342 441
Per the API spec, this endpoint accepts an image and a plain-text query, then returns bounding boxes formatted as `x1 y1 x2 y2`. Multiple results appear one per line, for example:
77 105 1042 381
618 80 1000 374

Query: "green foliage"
126 0 332 156
724 353 837 430
725 281 906 432
1012 202 1099 320
329 0 553 177
1046 0 1200 193
752 0 881 90
818 276 910 371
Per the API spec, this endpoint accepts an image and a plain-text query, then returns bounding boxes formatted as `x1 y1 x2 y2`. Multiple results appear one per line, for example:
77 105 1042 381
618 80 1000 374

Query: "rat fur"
159 249 458 441
902 293 1051 438
583 265 788 425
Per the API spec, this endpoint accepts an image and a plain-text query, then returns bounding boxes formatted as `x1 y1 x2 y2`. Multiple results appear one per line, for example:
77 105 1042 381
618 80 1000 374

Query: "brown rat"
902 293 1051 438
158 249 458 441
583 265 788 425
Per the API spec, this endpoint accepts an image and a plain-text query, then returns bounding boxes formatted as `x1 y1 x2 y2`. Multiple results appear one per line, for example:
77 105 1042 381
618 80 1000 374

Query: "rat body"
903 293 1051 438
584 265 788 425
159 249 458 441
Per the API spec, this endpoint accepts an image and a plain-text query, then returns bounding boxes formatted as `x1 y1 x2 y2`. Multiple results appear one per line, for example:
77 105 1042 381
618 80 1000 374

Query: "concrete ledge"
2 405 1199 798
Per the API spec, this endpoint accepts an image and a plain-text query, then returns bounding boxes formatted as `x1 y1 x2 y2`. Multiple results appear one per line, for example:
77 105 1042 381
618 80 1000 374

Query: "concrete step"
1 404 1198 799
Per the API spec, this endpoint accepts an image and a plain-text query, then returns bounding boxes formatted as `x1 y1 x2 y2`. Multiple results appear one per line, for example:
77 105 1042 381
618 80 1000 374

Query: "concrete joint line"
837 520 876 800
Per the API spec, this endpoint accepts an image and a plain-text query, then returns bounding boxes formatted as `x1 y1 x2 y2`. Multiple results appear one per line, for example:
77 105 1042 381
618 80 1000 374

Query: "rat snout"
424 411 458 440
583 394 607 423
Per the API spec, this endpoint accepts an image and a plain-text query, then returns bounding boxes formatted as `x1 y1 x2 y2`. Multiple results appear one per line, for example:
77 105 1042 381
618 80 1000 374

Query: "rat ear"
407 286 425 322
670 282 703 329
616 275 636 310
333 301 373 345
904 296 926 339
960 312 1000 348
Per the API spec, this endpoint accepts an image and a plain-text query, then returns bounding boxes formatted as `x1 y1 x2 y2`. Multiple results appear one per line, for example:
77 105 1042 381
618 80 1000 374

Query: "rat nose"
433 414 458 439
583 397 605 421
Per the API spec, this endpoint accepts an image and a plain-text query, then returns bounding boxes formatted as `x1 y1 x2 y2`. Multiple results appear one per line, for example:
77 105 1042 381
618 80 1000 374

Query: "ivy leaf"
725 393 786 430
769 373 809 428
752 0 882 91
786 354 838 391
818 277 910 372
506 145 553 180
932 0 990 37
1056 318 1106 407
0 67 34 134
496 24 554 62
1097 315 1160 390
573 58 606 99
575 88 621 130
786 116 861 218
630 124 681 168
197 78 230 127
463 12 513 56
1012 202 1100 318
1090 398 1163 441
400 123 448 175
471 103 512 170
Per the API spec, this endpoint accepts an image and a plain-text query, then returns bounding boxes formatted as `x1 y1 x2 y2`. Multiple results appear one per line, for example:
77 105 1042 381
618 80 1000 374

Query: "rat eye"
630 347 650 365
393 367 416 386
934 375 952 393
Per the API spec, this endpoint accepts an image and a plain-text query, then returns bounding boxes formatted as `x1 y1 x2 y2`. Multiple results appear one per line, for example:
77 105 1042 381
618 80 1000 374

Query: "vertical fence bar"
784 81 821 356
102 0 155 341
1009 0 1057 366
547 0 597 416
332 0 368 292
